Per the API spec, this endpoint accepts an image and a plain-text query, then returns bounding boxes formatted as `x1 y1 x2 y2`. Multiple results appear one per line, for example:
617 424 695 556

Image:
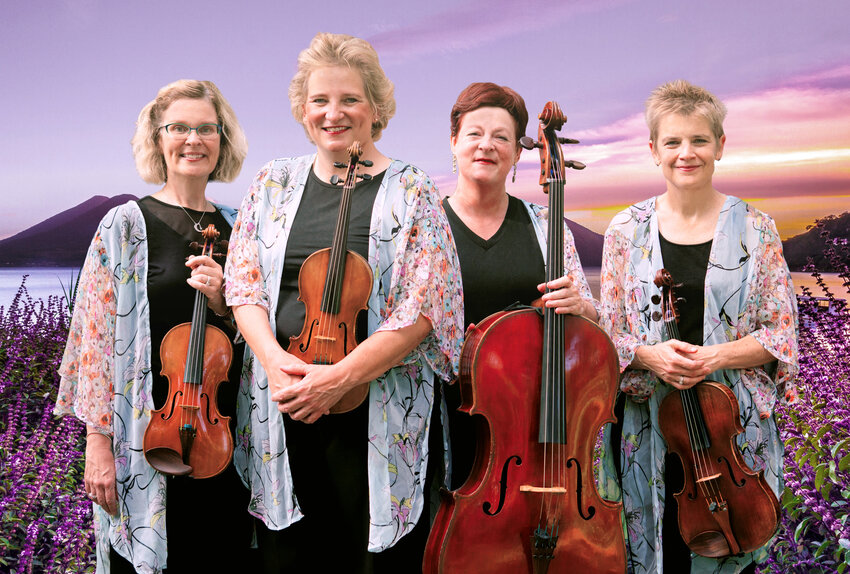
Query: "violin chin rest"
145 447 194 477
688 530 731 558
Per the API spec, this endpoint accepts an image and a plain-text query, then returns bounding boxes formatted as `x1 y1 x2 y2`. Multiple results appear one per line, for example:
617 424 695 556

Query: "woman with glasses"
55 79 256 573
223 33 463 572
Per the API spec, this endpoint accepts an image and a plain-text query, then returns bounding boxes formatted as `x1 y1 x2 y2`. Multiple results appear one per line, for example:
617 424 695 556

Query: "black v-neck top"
443 195 545 328
658 233 713 346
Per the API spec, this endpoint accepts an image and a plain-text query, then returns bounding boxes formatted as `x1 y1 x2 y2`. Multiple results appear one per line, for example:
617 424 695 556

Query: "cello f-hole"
483 455 522 516
566 457 596 521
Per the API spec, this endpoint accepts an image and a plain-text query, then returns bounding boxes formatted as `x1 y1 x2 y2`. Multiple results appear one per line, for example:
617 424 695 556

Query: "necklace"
177 203 207 233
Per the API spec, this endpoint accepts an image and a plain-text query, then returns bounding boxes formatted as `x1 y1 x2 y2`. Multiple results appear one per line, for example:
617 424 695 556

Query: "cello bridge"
520 485 567 494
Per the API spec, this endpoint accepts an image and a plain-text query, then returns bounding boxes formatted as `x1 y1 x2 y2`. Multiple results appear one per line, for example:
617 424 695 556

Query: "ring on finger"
678 375 684 385
205 275 211 286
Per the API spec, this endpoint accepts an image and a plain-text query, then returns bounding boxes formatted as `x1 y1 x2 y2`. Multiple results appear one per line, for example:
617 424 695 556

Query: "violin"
654 269 780 557
143 224 233 479
288 141 374 413
424 103 626 573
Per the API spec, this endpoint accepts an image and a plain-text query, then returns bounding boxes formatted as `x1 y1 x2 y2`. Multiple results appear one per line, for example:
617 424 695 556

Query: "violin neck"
321 171 357 316
184 289 208 385
539 179 566 444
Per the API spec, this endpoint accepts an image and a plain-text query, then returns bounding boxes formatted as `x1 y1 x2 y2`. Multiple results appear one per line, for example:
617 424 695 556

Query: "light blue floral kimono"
223 155 464 551
597 196 798 574
55 200 238 573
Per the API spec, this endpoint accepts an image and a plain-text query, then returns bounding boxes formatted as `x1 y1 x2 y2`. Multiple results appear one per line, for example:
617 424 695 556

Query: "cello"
424 102 626 573
654 269 780 557
288 141 374 413
143 224 233 478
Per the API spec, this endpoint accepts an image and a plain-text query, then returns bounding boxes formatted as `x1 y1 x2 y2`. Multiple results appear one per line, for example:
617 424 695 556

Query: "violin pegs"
358 173 373 181
519 136 540 150
330 175 342 185
333 161 347 169
558 137 580 145
565 160 586 170
359 159 373 167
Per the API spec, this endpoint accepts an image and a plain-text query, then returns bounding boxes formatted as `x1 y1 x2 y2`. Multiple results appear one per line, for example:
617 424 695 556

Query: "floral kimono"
223 155 464 551
55 200 238 573
597 195 798 574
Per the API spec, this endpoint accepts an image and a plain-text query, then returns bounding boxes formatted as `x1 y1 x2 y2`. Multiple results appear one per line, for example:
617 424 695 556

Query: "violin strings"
667 318 724 508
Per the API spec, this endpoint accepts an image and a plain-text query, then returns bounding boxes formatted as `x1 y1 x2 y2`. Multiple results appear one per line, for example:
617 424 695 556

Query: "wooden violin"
288 141 374 413
143 224 233 478
654 269 780 557
424 103 626 573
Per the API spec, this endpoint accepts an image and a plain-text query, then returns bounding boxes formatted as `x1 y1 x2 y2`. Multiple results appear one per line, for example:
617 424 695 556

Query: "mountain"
566 219 603 267
0 195 137 267
0 194 607 269
783 212 850 272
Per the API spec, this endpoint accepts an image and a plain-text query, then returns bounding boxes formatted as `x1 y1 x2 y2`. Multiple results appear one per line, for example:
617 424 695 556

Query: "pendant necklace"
178 203 207 233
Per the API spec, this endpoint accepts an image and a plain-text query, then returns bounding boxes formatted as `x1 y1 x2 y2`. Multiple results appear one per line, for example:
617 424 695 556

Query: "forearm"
232 304 291 367
697 335 776 372
336 314 433 389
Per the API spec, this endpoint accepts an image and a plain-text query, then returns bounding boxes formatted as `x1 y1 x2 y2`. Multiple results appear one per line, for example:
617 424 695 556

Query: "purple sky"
2 0 848 239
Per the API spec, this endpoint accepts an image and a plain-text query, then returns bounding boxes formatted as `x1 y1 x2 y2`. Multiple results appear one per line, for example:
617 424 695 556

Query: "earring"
452 154 457 174
512 163 517 183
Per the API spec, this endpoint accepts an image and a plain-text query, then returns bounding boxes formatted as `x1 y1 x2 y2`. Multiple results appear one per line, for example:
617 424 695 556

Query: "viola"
143 224 233 478
654 269 780 557
424 103 626 573
288 141 374 413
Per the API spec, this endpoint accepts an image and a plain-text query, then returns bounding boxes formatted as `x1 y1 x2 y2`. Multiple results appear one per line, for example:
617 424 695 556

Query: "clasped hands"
638 340 719 390
268 353 353 424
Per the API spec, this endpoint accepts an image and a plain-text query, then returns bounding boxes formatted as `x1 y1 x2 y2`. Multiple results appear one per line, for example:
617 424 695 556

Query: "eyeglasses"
160 123 222 139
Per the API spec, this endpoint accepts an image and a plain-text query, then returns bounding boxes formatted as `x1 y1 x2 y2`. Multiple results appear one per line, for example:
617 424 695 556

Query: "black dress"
254 169 431 573
109 196 255 573
440 195 545 489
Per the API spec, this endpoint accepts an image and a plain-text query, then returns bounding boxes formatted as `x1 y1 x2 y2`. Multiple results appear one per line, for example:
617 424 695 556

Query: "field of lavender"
0 228 848 573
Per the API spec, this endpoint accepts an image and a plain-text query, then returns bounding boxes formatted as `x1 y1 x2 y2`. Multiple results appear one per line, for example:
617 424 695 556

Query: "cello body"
424 309 626 574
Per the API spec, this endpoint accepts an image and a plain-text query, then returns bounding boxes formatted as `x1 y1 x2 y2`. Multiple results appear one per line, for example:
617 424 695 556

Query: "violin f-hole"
482 455 522 516
718 455 747 487
298 320 319 353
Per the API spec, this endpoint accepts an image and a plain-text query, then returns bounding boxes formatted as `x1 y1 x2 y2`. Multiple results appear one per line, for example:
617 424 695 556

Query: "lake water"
0 267 845 311
0 268 78 311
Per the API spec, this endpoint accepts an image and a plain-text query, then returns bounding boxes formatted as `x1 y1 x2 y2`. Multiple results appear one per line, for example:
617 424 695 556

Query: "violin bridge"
519 485 568 494
314 335 337 343
695 473 722 483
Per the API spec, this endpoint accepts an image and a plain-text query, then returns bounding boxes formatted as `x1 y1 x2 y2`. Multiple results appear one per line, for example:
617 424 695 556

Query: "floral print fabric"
223 155 463 551
597 195 798 573
55 200 237 574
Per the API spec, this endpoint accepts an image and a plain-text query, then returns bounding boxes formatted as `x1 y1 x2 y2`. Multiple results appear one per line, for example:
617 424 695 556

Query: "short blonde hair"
645 80 727 144
132 79 248 183
288 33 396 142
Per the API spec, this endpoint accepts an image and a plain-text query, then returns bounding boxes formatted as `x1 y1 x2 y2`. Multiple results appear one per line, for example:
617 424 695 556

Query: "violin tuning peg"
358 173 373 181
189 241 201 250
565 160 586 170
333 162 347 169
359 159 373 167
558 137 580 145
330 175 342 185
519 136 539 150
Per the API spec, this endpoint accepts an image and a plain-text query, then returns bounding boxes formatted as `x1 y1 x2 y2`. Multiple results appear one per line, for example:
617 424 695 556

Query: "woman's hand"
84 432 118 516
633 340 711 390
186 255 228 316
538 274 597 320
275 363 350 424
